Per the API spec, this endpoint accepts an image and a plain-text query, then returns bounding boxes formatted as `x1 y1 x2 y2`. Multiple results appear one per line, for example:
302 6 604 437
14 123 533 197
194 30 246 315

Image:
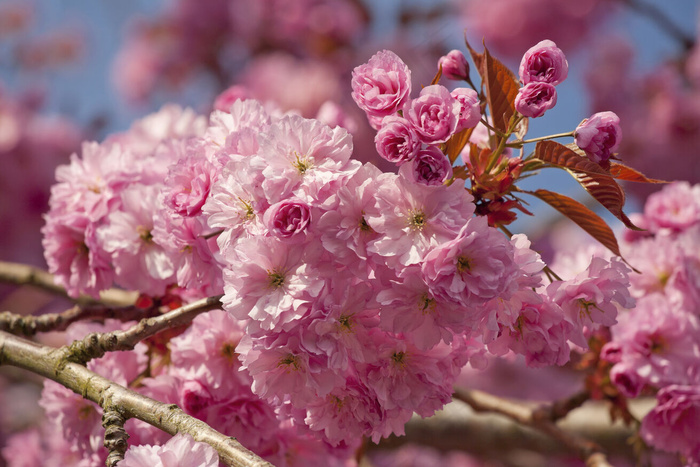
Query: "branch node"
102 406 129 467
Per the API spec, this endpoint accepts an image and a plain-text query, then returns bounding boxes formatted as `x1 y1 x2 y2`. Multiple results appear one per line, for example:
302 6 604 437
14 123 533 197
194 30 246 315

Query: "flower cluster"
353 49 480 184
514 40 568 118
552 182 700 464
28 44 640 466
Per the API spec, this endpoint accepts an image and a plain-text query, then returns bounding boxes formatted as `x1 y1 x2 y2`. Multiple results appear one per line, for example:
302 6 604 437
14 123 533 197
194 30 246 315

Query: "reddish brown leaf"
444 127 474 164
534 141 642 230
534 141 610 176
452 165 469 180
569 170 643 231
528 189 622 257
609 162 669 184
483 47 519 134
465 38 485 79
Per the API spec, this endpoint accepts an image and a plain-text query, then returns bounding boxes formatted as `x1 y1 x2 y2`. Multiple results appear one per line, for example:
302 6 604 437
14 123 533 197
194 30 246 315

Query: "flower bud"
519 40 568 85
438 50 469 81
265 199 311 240
514 82 557 118
574 111 622 164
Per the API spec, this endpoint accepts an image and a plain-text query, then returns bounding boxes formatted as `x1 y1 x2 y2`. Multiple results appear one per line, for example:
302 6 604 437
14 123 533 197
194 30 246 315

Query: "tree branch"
0 303 158 336
0 260 136 307
0 330 272 467
63 295 224 364
453 387 613 467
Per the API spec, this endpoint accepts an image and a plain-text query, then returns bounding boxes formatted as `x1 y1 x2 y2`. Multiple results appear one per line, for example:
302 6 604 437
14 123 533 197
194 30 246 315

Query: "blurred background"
0 0 698 465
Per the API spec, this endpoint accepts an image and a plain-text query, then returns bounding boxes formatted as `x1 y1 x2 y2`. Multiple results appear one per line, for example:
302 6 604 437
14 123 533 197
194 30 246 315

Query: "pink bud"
519 40 568 86
438 50 469 81
574 111 622 164
514 82 557 118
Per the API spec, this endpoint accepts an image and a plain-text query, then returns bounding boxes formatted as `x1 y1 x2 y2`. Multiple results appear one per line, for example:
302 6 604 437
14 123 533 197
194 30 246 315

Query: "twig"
0 330 272 467
0 303 158 336
533 390 590 423
0 260 136 307
63 295 223 364
453 387 613 467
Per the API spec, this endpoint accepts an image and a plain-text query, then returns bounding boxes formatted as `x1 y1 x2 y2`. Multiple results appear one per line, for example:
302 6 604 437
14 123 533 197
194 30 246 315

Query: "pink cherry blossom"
574 111 622 164
351 50 412 129
640 384 700 464
121 433 218 467
404 85 461 144
519 39 568 85
402 146 453 187
451 87 481 132
438 50 470 81
515 82 557 118
421 216 521 307
374 115 421 165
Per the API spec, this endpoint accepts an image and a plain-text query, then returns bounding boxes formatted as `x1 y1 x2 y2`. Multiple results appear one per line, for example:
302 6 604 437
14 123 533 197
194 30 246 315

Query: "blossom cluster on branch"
0 22 697 467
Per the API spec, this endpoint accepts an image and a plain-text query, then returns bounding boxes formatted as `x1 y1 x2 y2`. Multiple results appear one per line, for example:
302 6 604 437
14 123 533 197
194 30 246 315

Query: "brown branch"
0 260 136 307
63 295 224 364
453 387 613 467
0 303 158 336
373 397 653 465
0 330 272 467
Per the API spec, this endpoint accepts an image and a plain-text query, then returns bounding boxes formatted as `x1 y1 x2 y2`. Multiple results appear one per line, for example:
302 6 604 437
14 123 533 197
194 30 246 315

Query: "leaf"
568 170 643 231
534 141 610 176
431 64 443 85
534 141 642 231
528 189 622 257
444 127 474 164
452 165 469 180
483 47 520 134
465 38 485 79
608 162 669 184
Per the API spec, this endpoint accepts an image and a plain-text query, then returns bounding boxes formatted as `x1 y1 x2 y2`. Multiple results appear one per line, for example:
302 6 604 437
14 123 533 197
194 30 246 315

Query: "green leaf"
528 189 623 258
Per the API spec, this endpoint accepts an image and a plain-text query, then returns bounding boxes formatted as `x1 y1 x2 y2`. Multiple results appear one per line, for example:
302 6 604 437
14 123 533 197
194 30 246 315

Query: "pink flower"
515 82 557 118
404 85 461 144
547 256 634 347
498 297 574 368
264 198 312 241
640 385 700 464
258 114 358 203
351 50 412 129
438 50 470 81
374 115 421 165
574 111 622 164
451 88 481 131
643 182 700 233
97 184 175 296
42 212 113 298
221 236 324 332
121 433 218 467
402 146 453 186
162 152 216 217
421 217 520 307
519 40 568 85
213 85 251 112
367 173 475 269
